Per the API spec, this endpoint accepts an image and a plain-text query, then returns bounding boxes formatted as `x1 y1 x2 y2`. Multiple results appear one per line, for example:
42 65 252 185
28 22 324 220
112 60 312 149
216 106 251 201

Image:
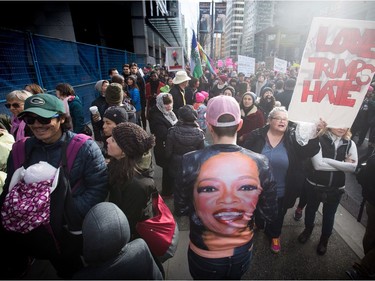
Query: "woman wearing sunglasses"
5 90 33 141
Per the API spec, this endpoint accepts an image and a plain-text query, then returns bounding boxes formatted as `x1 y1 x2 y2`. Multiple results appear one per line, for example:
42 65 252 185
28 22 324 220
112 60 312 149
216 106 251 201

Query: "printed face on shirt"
102 117 117 137
106 136 123 160
194 152 262 236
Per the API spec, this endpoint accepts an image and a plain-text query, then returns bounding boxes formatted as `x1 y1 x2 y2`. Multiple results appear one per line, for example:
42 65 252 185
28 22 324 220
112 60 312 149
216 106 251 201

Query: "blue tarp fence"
0 28 146 123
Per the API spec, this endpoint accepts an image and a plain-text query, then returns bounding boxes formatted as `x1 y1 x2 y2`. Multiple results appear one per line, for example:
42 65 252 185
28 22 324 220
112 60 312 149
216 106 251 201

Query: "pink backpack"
1 133 91 255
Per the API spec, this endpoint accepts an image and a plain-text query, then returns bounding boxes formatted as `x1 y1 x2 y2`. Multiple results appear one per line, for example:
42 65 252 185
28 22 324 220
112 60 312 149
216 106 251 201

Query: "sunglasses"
23 114 60 125
5 103 21 109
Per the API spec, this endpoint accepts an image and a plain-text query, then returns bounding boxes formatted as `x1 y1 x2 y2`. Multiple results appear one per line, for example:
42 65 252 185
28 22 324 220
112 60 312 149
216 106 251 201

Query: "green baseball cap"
18 94 65 118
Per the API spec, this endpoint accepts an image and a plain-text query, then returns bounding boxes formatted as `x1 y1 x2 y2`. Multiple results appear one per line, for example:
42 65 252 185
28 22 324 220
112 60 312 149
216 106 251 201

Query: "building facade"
0 0 188 66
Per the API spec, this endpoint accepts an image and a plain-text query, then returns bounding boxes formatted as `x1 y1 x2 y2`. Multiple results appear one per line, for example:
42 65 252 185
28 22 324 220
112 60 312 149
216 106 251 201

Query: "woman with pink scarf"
6 90 33 141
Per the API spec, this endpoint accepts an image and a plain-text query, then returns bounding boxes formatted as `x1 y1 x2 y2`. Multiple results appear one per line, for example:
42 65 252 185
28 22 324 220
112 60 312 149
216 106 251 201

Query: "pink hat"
368 85 374 92
206 95 241 127
219 75 228 82
201 91 209 99
195 92 205 103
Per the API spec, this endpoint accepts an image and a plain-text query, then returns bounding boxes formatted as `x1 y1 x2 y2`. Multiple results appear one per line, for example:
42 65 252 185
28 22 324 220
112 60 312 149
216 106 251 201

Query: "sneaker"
294 207 303 221
271 238 281 253
298 227 313 244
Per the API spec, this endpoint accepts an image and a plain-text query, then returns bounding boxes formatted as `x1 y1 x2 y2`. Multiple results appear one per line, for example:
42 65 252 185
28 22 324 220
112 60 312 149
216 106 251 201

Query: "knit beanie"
112 123 155 158
195 92 205 103
242 91 256 104
201 91 209 99
178 105 198 122
103 106 128 125
95 80 108 93
260 87 274 97
223 85 235 96
105 83 124 105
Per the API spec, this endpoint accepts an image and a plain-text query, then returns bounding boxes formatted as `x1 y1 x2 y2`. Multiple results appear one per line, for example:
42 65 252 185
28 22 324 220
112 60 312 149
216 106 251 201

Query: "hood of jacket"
82 202 131 265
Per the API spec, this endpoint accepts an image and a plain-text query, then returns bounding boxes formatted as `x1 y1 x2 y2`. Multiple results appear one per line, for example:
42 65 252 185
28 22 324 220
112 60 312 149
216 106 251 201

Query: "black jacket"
148 106 174 168
242 123 320 208
307 134 351 188
169 85 186 115
165 120 205 178
90 95 108 142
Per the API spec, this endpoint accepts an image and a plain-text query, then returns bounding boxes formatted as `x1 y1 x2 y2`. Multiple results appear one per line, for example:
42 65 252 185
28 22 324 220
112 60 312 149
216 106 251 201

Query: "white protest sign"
165 47 185 72
273 57 287 73
288 17 375 128
237 55 255 77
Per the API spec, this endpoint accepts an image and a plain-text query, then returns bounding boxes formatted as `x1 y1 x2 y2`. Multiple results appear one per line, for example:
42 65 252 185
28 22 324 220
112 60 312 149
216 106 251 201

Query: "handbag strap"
141 190 159 220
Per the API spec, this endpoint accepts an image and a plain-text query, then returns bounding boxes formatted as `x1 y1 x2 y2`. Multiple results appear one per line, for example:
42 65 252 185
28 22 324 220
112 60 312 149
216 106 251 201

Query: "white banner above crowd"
288 17 375 128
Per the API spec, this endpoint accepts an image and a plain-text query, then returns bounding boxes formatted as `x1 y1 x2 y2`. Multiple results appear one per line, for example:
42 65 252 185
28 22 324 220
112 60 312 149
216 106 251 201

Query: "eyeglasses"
23 114 60 125
271 117 288 122
5 103 21 109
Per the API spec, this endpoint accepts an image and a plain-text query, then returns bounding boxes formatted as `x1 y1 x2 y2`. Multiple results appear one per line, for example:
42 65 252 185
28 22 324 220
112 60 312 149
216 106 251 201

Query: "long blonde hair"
322 127 352 140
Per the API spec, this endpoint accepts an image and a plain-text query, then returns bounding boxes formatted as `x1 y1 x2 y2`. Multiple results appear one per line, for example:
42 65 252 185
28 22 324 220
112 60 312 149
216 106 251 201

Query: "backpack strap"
12 133 91 172
66 133 92 173
12 137 29 169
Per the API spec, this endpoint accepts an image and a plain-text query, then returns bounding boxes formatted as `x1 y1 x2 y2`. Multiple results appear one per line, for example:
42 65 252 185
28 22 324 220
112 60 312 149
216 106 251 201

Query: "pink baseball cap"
206 95 241 127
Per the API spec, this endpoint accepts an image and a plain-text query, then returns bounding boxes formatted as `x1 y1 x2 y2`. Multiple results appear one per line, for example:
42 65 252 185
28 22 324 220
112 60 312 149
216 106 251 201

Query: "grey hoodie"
74 202 163 280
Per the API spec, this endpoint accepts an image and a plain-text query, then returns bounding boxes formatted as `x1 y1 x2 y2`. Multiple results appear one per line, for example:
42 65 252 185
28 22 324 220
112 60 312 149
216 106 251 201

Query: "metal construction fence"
0 28 146 122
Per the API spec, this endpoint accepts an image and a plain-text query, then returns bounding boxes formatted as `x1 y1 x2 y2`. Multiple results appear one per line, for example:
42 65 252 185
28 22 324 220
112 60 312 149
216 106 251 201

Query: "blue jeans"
188 247 252 280
304 181 343 237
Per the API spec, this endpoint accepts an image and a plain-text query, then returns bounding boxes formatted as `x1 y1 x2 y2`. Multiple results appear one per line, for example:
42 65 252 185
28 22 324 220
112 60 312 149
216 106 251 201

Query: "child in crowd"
193 91 208 133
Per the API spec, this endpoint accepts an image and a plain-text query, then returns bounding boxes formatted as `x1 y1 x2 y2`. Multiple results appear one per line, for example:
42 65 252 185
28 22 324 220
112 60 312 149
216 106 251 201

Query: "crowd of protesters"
0 60 374 280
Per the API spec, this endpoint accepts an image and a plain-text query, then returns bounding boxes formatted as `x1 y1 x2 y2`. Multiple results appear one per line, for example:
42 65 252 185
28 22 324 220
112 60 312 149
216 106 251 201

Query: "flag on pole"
190 30 203 78
198 42 216 75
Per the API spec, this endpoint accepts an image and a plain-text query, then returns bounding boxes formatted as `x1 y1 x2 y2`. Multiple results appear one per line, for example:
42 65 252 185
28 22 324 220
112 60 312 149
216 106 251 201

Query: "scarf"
156 93 178 126
135 150 153 175
11 116 26 141
242 105 254 116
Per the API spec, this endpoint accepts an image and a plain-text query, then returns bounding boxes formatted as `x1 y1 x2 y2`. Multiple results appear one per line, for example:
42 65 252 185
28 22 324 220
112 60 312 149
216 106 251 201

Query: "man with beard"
145 71 165 120
257 87 280 121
